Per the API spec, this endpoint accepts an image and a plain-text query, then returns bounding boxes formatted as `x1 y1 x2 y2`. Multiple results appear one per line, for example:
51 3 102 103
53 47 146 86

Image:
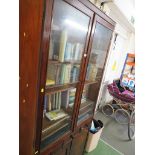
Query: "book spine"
74 43 80 61
64 43 72 61
43 95 47 117
48 38 53 59
47 95 52 112
53 41 59 60
61 90 69 109
58 92 61 110
60 64 65 84
59 30 68 62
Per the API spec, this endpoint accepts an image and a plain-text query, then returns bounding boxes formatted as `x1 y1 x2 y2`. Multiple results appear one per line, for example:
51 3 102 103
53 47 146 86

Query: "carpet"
84 139 124 155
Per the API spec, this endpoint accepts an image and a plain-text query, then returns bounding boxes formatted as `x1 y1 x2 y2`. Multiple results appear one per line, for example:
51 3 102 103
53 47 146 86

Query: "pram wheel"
128 111 135 140
102 104 114 116
115 109 130 124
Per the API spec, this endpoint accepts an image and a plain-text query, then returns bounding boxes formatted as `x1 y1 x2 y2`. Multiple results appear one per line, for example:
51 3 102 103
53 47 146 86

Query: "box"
85 126 104 152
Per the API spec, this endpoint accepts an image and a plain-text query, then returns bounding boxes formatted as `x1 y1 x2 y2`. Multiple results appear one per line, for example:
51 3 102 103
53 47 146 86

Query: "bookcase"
20 0 115 155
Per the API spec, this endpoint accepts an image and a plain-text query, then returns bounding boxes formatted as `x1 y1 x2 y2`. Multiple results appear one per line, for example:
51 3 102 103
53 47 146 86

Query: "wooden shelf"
85 80 98 85
45 82 78 94
48 59 81 65
41 115 70 141
77 109 93 125
80 99 94 111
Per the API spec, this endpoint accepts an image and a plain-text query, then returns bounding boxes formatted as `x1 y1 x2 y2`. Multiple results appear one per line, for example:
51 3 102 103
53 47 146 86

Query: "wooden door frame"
73 14 115 129
35 0 95 154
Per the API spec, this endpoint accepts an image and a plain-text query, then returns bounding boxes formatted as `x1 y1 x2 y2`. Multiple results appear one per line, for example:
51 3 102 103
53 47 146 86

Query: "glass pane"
46 0 90 87
78 22 112 124
41 0 91 148
41 87 76 148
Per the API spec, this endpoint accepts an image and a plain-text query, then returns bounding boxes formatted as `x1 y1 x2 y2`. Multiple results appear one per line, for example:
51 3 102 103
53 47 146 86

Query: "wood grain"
19 0 44 155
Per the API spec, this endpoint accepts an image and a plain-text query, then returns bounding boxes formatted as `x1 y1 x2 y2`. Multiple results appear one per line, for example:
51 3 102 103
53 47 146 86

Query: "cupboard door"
36 0 94 151
70 127 88 155
77 15 114 125
52 139 71 155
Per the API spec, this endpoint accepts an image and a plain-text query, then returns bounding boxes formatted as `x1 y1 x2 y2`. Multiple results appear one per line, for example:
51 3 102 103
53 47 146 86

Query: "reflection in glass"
78 23 112 124
46 0 90 87
41 87 76 148
41 0 90 148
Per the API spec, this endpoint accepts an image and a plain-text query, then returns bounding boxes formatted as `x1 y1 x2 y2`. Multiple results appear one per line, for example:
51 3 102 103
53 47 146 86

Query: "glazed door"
76 15 114 126
35 0 94 153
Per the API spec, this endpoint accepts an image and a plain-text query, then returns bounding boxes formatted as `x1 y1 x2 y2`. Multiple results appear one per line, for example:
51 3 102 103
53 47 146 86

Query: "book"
46 79 55 85
61 90 69 109
46 62 57 85
73 43 80 60
55 64 61 84
47 95 52 112
52 93 55 110
43 95 47 117
60 64 65 84
52 41 59 60
64 42 74 61
58 92 61 110
69 88 76 106
59 30 68 62
86 64 98 81
45 109 68 121
77 44 84 60
60 64 72 84
90 53 98 64
48 38 54 60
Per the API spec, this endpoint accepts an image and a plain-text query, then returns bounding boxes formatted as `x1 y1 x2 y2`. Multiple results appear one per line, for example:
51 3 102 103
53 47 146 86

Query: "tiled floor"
94 111 135 155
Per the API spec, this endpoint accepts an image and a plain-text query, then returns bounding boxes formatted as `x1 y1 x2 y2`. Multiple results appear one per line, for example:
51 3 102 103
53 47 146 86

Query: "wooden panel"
41 138 72 155
70 127 88 155
19 0 44 155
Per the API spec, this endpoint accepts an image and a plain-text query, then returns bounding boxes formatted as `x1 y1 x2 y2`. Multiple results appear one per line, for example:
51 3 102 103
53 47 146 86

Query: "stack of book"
45 109 68 121
51 30 83 62
68 88 76 108
81 85 89 104
64 42 83 62
46 62 61 86
44 88 77 117
46 63 80 86
70 65 80 83
60 64 80 84
44 92 62 113
86 64 98 81
60 64 72 84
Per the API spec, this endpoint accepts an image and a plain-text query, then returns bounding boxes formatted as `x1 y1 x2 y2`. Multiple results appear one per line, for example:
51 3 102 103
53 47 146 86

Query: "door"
35 0 94 153
70 127 89 155
76 14 114 126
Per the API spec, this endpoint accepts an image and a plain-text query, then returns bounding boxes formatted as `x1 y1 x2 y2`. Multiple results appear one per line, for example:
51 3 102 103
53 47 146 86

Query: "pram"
102 80 135 140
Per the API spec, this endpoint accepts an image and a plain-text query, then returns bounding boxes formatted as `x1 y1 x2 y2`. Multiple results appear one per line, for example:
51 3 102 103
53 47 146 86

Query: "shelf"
79 103 94 117
77 109 94 125
48 59 81 65
45 82 78 94
42 115 70 141
80 99 94 111
85 80 98 85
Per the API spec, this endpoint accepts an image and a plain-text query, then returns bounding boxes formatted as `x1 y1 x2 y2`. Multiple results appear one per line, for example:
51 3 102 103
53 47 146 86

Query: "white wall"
88 0 135 108
94 1 135 108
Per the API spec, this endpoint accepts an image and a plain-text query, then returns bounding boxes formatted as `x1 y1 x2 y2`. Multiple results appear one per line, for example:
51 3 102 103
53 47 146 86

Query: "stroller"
102 80 135 140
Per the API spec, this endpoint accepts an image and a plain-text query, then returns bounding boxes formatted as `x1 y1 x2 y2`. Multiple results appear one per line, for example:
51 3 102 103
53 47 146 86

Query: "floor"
94 111 135 155
84 139 123 155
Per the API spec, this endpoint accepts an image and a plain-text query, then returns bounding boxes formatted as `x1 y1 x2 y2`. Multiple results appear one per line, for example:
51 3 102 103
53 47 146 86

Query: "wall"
90 0 135 108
